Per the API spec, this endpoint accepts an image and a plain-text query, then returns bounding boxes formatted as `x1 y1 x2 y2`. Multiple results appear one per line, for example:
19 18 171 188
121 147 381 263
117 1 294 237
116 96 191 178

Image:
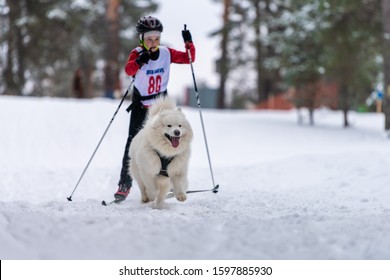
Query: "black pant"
118 104 147 188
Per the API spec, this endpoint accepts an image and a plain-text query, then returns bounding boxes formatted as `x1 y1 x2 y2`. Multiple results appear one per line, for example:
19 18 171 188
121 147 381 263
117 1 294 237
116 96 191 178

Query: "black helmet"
136 16 163 34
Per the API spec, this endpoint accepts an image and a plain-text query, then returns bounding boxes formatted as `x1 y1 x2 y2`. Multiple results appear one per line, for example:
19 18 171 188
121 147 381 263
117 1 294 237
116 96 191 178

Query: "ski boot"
114 184 131 202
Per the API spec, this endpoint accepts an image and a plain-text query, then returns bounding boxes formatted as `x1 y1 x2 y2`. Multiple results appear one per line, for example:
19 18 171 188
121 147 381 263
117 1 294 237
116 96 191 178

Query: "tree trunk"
4 0 20 95
306 83 316 126
217 0 230 109
340 83 350 127
382 0 390 130
253 0 264 102
16 21 25 92
105 0 120 98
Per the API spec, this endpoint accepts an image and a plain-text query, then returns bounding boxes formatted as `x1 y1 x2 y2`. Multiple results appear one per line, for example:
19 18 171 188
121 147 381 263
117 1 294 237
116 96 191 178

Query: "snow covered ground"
1 95 390 260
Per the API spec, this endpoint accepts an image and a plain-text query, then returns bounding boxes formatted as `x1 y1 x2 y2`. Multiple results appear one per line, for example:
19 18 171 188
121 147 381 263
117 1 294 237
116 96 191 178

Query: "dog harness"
155 150 174 177
126 88 167 112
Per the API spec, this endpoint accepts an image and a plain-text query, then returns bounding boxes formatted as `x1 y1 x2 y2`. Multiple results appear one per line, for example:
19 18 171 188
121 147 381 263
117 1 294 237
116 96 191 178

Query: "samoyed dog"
129 97 193 209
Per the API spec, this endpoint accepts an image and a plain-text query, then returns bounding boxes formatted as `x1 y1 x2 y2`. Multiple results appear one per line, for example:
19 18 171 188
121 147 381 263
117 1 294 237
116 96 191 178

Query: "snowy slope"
1 95 390 260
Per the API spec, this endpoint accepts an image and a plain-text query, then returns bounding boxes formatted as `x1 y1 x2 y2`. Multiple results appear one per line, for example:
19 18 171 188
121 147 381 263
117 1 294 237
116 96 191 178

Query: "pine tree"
321 0 382 127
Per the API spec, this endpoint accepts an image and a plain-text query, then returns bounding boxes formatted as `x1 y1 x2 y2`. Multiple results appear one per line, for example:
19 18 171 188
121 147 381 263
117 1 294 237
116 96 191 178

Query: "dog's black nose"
174 129 180 136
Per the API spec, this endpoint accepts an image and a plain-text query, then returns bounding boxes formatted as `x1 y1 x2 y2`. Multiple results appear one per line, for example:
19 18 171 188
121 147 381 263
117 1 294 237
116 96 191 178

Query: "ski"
101 199 124 206
102 185 219 205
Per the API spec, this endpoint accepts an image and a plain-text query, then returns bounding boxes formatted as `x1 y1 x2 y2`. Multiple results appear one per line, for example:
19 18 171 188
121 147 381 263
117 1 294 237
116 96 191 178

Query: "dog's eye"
167 125 172 128
179 125 182 127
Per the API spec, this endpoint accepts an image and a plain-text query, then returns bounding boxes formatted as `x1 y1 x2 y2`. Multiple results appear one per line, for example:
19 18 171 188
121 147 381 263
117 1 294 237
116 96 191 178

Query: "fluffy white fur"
129 97 193 209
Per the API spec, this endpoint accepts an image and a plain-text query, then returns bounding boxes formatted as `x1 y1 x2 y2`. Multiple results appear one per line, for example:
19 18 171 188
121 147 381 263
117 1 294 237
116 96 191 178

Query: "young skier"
114 16 195 202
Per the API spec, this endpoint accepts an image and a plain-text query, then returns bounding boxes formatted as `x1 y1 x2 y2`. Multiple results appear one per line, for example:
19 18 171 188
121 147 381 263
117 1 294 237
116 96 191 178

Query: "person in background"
104 61 117 99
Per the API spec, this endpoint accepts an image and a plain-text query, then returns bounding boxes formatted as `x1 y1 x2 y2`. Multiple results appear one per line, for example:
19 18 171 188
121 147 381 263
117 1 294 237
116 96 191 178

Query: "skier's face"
144 35 160 52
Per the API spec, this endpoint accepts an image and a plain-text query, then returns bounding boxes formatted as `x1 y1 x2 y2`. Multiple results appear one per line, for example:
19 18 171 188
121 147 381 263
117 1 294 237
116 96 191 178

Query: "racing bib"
134 46 171 107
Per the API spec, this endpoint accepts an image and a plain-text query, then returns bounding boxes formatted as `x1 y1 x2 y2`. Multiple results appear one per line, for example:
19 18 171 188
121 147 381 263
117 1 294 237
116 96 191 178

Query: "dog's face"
149 108 193 154
160 109 192 148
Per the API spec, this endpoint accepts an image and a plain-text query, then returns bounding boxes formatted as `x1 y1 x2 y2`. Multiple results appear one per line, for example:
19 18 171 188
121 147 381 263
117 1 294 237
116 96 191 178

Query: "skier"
114 16 195 202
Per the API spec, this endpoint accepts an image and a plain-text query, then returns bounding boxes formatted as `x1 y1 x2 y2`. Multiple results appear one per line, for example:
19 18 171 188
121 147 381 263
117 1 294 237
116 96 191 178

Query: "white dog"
129 97 193 208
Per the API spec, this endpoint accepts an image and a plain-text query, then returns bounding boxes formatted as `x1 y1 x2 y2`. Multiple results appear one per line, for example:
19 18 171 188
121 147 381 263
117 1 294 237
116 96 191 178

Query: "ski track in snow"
1 96 390 259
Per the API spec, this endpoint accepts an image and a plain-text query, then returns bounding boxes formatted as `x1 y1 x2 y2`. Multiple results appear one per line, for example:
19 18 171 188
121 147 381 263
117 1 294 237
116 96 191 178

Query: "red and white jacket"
125 43 196 107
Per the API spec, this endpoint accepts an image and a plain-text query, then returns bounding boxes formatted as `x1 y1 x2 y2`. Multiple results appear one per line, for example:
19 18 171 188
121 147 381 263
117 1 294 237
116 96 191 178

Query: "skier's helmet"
136 16 163 34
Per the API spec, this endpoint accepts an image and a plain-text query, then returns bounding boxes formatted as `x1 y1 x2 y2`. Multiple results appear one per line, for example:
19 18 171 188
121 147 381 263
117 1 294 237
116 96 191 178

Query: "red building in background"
256 80 339 110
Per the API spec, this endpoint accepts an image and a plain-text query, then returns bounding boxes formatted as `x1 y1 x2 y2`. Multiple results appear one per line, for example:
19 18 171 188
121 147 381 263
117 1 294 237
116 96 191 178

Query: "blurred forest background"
1 0 390 129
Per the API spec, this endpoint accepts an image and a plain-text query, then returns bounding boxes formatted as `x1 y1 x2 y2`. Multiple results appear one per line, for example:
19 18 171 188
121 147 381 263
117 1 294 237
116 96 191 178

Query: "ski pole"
184 24 218 192
67 79 134 202
166 185 220 199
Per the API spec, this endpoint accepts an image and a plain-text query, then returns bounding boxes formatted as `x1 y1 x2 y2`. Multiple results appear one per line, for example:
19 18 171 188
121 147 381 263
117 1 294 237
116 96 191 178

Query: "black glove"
136 51 150 66
182 29 192 43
